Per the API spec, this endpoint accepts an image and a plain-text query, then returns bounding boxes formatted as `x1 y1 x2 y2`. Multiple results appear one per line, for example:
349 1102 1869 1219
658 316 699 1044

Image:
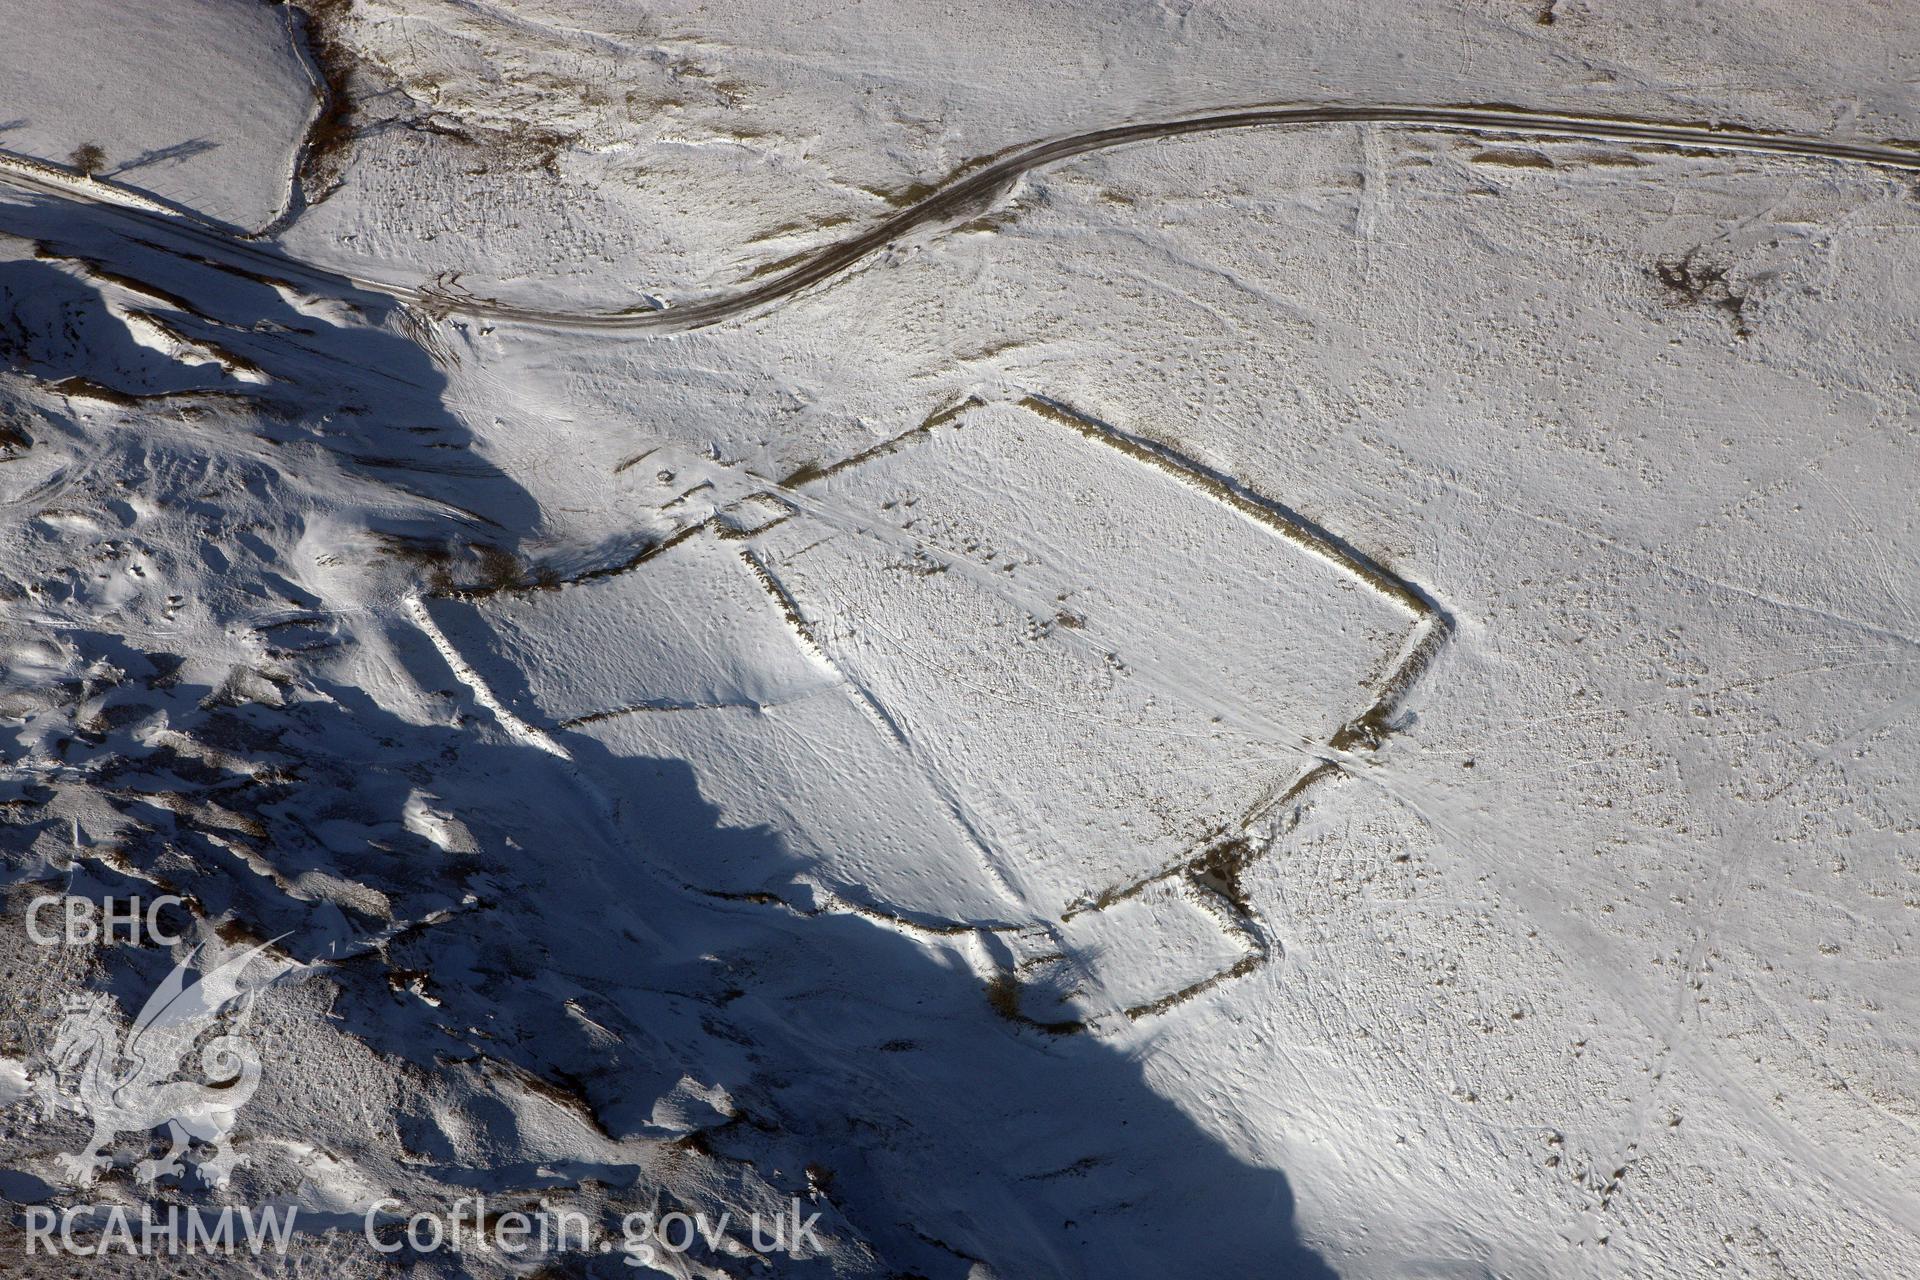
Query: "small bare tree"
68 143 107 178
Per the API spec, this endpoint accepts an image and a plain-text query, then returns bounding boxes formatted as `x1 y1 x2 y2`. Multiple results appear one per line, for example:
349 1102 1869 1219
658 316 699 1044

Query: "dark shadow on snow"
108 139 222 180
0 190 1339 1279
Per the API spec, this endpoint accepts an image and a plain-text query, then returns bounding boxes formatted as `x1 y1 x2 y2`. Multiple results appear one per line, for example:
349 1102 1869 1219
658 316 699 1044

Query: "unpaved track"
5 102 1918 332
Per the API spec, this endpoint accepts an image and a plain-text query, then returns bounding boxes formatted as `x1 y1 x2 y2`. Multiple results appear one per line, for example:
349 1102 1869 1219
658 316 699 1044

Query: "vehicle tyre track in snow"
5 103 1919 333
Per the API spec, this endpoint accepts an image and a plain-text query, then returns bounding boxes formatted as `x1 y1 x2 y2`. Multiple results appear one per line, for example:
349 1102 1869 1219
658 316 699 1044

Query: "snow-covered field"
0 1 1915 1276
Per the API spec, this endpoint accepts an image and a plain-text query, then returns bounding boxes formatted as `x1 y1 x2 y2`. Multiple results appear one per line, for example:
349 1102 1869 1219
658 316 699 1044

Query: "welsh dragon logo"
36 940 280 1188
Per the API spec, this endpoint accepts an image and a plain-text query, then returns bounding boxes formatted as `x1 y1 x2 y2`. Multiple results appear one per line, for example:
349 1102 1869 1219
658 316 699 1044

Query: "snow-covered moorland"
0 0 1915 1276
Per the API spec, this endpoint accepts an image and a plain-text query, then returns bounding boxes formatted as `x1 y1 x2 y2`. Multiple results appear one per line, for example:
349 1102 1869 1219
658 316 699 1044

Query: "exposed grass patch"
984 972 1023 1021
1188 837 1257 914
379 534 526 595
288 0 360 205
1654 250 1752 337
984 972 1086 1035
1470 147 1553 169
